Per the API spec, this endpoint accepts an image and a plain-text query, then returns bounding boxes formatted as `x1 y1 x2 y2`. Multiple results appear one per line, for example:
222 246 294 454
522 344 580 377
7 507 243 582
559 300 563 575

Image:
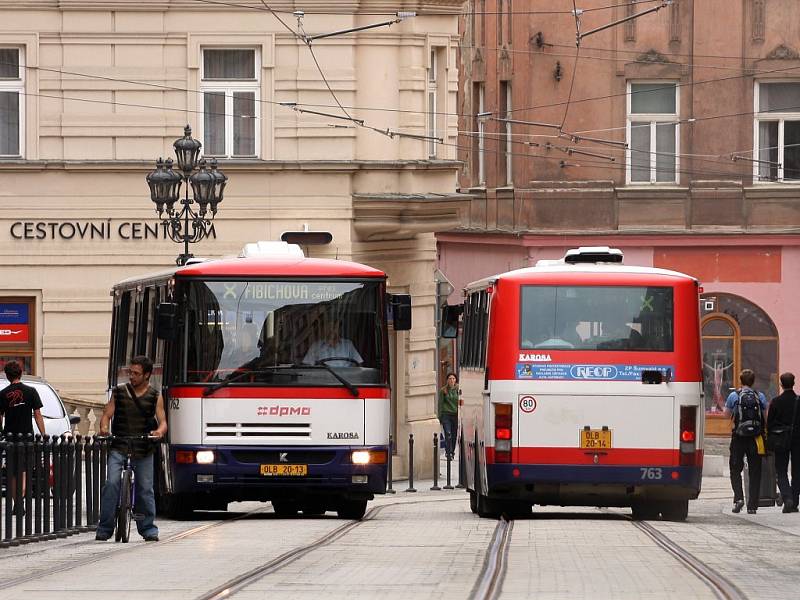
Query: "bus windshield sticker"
516 363 674 381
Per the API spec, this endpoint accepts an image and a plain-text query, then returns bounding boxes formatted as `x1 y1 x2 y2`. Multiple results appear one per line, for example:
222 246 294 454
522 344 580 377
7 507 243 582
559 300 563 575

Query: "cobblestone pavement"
0 467 799 599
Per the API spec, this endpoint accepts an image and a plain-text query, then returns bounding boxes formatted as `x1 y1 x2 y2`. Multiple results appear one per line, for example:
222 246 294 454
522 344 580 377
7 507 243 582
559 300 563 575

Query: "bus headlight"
351 451 371 464
196 450 215 464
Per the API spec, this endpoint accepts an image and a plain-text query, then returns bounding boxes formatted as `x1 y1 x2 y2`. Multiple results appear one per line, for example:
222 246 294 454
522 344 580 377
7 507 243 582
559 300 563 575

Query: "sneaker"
732 499 744 513
747 508 757 514
95 533 110 541
143 534 159 542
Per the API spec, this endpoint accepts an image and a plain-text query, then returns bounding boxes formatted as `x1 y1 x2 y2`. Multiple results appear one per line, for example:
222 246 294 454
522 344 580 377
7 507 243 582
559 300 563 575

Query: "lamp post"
146 125 228 266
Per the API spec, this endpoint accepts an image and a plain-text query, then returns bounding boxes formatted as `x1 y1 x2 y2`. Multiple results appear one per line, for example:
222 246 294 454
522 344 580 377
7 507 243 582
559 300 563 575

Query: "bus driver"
303 322 362 367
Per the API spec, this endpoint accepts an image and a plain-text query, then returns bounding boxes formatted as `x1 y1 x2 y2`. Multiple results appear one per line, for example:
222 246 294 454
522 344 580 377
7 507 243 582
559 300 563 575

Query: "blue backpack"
735 388 763 437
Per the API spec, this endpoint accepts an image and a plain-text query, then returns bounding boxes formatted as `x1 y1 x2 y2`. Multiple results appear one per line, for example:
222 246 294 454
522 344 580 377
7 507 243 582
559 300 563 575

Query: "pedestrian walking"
95 355 167 541
0 360 47 512
438 372 460 460
767 372 800 513
725 369 768 514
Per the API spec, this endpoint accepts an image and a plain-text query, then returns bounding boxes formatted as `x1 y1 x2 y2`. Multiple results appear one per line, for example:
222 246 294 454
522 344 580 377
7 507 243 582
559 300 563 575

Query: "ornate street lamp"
146 125 228 266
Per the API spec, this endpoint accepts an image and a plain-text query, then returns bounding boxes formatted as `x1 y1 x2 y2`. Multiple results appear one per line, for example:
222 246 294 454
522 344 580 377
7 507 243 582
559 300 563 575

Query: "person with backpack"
767 372 800 513
724 369 768 514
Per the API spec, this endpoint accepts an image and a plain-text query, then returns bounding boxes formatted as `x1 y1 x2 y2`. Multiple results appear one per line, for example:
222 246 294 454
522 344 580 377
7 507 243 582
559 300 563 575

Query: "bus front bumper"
169 444 388 500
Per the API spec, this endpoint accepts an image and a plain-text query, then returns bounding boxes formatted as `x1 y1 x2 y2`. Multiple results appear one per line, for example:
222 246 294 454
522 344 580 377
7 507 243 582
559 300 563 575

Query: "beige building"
0 0 465 470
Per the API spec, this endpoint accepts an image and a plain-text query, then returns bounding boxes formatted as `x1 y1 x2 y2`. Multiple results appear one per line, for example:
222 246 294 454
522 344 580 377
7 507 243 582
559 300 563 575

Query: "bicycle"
99 434 157 543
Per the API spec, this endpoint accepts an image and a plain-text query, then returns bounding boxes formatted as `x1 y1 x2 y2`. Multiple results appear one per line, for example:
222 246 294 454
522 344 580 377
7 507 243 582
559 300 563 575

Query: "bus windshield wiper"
203 367 284 397
298 363 360 397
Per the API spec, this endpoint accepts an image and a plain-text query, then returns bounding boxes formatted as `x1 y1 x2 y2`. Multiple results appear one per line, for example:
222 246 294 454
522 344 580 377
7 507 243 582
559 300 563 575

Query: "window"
200 48 259 158
0 48 23 157
754 82 800 181
500 81 512 185
460 290 489 369
627 82 679 184
0 298 36 374
519 286 674 352
473 83 485 185
427 48 446 159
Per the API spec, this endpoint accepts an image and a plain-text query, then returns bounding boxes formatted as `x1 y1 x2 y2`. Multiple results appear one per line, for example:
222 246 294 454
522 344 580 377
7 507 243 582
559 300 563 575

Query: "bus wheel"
271 501 297 517
660 500 689 522
337 499 367 520
630 502 659 521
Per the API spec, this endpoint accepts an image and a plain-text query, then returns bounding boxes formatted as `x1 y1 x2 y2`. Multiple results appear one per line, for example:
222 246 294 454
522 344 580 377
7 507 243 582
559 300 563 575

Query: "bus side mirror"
440 304 463 339
390 294 412 331
156 302 178 340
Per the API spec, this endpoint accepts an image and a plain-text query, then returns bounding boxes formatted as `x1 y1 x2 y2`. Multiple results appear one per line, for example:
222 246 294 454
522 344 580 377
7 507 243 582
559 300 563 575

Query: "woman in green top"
438 372 460 459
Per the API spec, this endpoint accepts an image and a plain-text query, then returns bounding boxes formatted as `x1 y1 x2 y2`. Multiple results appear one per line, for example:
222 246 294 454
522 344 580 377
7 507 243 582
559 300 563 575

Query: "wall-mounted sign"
9 221 216 241
0 303 29 343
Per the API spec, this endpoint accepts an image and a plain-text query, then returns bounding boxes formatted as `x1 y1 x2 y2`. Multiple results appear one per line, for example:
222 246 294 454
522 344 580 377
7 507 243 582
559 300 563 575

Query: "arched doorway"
701 293 779 433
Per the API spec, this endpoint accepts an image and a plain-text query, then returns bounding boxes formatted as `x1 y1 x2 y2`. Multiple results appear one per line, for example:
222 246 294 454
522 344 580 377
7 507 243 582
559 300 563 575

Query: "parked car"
0 375 80 438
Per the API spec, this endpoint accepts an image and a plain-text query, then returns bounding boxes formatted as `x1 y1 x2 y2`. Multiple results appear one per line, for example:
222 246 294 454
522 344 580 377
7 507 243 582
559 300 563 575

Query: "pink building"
441 0 800 434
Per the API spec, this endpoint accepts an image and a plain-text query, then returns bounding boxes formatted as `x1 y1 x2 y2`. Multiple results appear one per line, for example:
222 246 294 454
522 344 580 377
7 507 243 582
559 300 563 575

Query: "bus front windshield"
520 285 674 352
179 280 386 386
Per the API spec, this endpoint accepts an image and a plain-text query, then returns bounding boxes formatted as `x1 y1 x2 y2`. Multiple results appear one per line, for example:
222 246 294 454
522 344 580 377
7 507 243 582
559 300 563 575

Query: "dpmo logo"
570 365 618 380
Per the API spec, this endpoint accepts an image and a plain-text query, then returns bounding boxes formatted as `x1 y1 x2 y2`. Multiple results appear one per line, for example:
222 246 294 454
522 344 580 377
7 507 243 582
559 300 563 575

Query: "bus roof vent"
563 246 624 264
239 241 305 259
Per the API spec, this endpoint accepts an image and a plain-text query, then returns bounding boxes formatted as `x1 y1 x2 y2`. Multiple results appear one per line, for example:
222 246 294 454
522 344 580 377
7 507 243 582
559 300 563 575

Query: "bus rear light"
679 406 697 465
176 450 195 464
494 403 513 463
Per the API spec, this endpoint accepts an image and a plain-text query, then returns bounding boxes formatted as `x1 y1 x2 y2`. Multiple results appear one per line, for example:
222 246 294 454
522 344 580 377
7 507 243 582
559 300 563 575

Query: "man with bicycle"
96 355 167 541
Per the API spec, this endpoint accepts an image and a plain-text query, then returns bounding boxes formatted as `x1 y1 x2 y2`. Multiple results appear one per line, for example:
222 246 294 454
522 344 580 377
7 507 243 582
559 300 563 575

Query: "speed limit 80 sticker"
519 395 537 413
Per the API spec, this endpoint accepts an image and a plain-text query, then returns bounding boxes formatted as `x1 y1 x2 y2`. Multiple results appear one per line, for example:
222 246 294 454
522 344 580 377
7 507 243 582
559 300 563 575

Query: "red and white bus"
445 247 703 521
108 242 410 519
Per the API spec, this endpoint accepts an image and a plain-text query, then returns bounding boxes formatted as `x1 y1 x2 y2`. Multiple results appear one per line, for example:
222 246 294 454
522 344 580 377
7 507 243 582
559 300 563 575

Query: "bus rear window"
520 286 673 352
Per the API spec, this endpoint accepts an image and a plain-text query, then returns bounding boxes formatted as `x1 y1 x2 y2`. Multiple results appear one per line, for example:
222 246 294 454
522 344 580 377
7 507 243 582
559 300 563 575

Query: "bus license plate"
260 464 308 477
580 429 612 449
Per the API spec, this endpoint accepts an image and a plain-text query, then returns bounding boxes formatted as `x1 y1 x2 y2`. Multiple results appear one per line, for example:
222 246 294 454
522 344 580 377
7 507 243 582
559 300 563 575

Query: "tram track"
468 516 513 600
195 496 466 600
629 518 747 600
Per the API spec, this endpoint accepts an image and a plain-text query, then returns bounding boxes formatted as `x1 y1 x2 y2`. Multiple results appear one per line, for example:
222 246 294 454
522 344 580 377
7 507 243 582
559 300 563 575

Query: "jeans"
729 435 762 510
97 450 158 538
440 413 458 458
774 444 800 506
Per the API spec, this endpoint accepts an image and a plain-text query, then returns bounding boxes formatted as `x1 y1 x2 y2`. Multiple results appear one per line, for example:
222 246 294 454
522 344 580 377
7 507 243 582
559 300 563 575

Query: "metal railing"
0 434 109 547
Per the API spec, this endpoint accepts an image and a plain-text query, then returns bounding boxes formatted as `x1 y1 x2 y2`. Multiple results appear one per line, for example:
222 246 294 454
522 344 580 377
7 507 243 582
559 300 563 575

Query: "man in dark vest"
95 355 167 541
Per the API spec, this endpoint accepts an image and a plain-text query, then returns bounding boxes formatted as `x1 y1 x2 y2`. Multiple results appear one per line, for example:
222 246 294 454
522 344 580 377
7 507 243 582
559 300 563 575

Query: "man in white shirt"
303 323 362 367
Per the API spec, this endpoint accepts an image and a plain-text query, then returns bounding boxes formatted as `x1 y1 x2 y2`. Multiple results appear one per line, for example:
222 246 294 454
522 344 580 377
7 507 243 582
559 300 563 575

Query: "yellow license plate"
260 464 308 476
580 429 612 449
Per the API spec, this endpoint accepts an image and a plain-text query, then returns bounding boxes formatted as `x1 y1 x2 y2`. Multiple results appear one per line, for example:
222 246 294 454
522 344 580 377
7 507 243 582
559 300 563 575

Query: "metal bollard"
33 435 43 538
456 432 466 489
0 437 16 547
443 448 454 490
84 437 94 530
24 434 34 539
52 437 61 534
430 433 441 491
405 433 417 492
75 435 86 532
92 436 102 526
14 435 25 543
43 437 54 538
61 436 72 536
66 436 74 532
385 434 396 494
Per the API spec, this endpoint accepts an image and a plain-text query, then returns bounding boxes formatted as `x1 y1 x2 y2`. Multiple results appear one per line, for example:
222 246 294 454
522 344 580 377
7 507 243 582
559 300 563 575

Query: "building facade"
0 0 464 468
444 0 800 434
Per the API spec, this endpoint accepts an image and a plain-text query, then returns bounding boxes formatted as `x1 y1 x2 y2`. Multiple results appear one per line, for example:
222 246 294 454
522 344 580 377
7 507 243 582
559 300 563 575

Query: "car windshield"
520 285 674 352
0 380 65 419
177 279 386 386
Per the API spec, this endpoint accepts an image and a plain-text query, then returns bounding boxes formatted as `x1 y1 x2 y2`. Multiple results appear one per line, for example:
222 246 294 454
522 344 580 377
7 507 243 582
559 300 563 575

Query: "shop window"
0 298 35 374
701 293 779 415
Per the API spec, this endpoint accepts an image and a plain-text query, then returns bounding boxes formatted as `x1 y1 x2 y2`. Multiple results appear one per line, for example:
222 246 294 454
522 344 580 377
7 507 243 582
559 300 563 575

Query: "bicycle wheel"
117 470 133 543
